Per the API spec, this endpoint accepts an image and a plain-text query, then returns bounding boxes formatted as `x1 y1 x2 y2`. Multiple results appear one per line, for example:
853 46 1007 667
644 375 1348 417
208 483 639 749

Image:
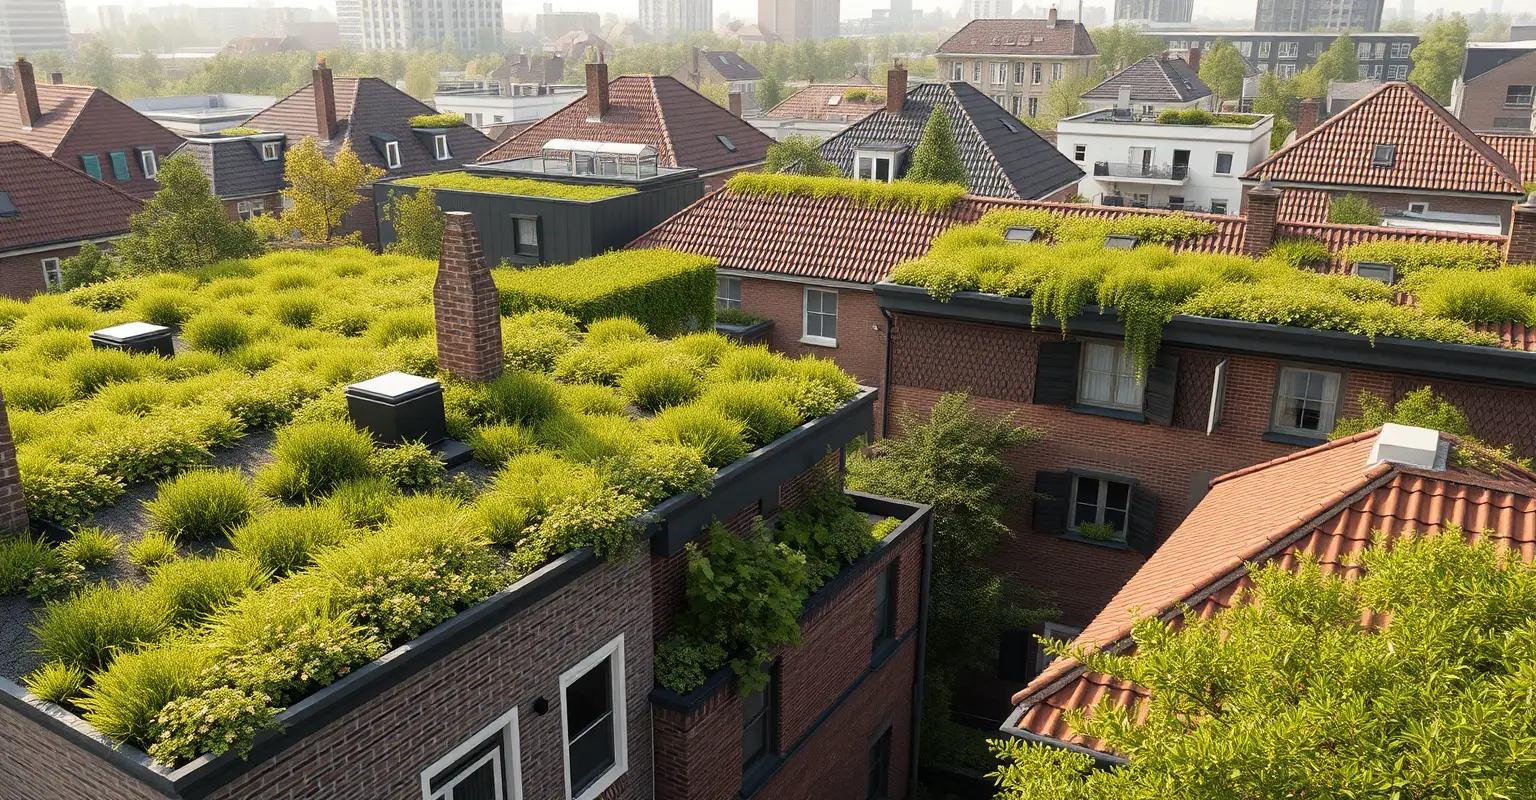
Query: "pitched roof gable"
1243 82 1525 195
477 75 771 172
1082 54 1211 102
0 85 96 156
0 141 142 253
937 18 1097 57
817 81 1083 200
764 84 885 122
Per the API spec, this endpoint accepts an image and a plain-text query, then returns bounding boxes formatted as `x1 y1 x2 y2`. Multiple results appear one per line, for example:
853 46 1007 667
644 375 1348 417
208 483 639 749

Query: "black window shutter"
1032 340 1080 406
1143 352 1181 426
997 628 1038 682
1032 471 1074 534
1126 487 1159 556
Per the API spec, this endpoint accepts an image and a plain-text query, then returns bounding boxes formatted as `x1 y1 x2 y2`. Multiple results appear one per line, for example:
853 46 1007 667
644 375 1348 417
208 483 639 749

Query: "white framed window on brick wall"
419 706 524 800
1270 365 1342 439
236 200 264 220
802 287 838 346
40 257 61 289
1034 622 1084 674
1070 474 1133 542
561 634 628 800
1078 341 1143 411
716 275 741 310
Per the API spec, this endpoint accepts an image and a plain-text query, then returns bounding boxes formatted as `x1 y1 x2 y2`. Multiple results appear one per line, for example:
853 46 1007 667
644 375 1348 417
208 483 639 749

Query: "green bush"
62 349 143 396
128 531 180 570
672 331 733 366
17 453 124 523
585 317 651 345
713 346 791 382
131 289 200 327
468 423 538 467
59 242 118 291
369 440 444 489
728 172 967 212
1267 237 1331 269
60 527 120 566
5 375 73 412
483 371 563 426
25 661 86 705
1327 193 1384 226
553 339 665 385
77 643 211 749
144 468 257 540
558 382 627 416
271 294 322 328
620 359 700 412
257 421 376 500
406 111 465 128
512 486 646 574
715 307 763 326
396 171 636 201
777 475 876 586
68 281 135 311
368 307 434 345
600 443 712 507
1341 240 1503 276
78 409 234 485
0 533 60 594
32 583 172 672
655 632 728 694
184 312 253 353
494 252 715 336
700 381 802 446
229 505 353 574
146 555 267 625
502 315 579 371
1415 271 1536 324
149 686 276 765
648 404 750 467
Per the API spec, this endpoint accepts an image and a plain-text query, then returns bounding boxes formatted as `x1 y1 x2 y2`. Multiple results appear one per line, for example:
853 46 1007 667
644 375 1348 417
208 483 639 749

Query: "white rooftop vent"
1367 423 1447 470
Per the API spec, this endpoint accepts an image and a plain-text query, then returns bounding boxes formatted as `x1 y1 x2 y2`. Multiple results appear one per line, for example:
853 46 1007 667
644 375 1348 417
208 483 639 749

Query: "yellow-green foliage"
395 172 637 201
727 173 966 212
493 250 716 336
889 222 1503 372
406 112 465 128
1339 240 1502 277
219 127 262 136
971 208 1218 246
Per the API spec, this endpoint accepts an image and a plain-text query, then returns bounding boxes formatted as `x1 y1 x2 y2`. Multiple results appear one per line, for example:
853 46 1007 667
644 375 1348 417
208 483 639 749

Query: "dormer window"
855 144 906 183
1371 143 1396 167
261 141 282 161
385 140 402 169
434 134 451 161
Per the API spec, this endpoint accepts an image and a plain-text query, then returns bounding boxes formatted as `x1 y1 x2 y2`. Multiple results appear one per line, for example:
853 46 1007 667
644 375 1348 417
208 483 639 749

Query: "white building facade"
0 0 68 63
638 0 712 34
432 85 584 129
346 0 501 51
1055 109 1273 214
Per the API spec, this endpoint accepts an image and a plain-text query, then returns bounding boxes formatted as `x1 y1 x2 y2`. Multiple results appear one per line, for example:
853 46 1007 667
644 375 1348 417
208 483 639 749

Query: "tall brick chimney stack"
1243 179 1282 257
0 389 30 534
435 212 504 382
1297 99 1321 137
1047 6 1058 28
14 58 41 130
1506 195 1536 265
313 57 338 141
585 56 610 122
728 91 742 117
1186 44 1201 72
888 61 907 114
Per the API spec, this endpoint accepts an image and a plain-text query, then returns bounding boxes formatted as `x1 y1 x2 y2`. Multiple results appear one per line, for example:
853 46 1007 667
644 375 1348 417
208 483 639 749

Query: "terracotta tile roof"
476 75 773 173
1244 82 1526 196
0 141 142 253
937 18 1098 57
1481 132 1536 181
1276 187 1331 222
1082 54 1210 103
0 84 95 155
1275 219 1507 266
0 84 186 200
628 189 1244 284
763 84 886 122
1011 428 1536 754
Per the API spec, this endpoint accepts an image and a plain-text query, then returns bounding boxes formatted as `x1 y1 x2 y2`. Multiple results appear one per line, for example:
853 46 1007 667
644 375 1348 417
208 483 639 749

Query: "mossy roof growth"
395 171 638 201
726 172 967 212
0 246 859 766
887 210 1524 373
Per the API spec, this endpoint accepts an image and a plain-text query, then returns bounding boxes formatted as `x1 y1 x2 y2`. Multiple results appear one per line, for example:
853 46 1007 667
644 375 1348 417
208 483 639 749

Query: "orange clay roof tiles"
1011 429 1536 754
763 84 886 122
1244 82 1526 196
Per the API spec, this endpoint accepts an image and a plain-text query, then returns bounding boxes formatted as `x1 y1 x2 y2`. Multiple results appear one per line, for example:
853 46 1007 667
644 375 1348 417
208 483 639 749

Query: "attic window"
717 134 737 153
0 192 17 218
261 141 281 161
434 134 451 161
1001 119 1020 133
385 141 402 169
827 95 841 106
1105 235 1139 250
1370 143 1396 167
1004 226 1037 243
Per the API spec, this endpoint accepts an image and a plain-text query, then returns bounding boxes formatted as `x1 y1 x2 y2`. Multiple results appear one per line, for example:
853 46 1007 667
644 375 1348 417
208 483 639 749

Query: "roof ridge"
1211 429 1380 486
944 82 1013 192
647 76 679 167
45 87 107 158
1401 81 1526 189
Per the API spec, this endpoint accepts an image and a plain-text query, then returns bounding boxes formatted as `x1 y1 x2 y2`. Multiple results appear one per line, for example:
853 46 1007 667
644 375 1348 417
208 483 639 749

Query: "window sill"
1068 404 1146 424
799 336 837 348
1058 532 1131 550
1262 430 1329 448
870 637 901 670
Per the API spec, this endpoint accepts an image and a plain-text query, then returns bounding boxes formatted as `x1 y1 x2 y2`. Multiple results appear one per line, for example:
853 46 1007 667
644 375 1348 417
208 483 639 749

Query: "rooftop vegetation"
842 88 884 103
216 127 262 137
726 173 966 212
493 250 715 336
888 212 1508 373
0 246 860 767
1152 109 1263 126
406 112 465 129
394 172 638 201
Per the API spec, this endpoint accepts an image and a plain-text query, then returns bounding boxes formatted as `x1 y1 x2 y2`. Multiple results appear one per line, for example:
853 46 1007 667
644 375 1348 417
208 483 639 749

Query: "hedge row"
493 250 717 336
395 172 636 202
726 172 967 212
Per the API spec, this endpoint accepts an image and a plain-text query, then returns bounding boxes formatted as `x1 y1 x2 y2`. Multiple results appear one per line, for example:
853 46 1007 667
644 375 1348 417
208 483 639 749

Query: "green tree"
1089 23 1163 73
115 153 262 274
989 530 1536 798
256 138 383 245
1027 74 1094 130
134 50 165 93
1411 14 1471 103
71 40 119 93
1314 33 1360 84
763 134 839 176
59 242 116 290
404 52 442 99
1327 193 1384 225
847 394 1052 767
757 72 784 111
906 105 967 186
383 187 445 260
30 51 66 77
1197 39 1247 107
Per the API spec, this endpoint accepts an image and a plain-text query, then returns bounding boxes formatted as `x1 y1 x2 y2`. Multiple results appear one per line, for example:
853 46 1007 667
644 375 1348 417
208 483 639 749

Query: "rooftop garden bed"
0 247 860 770
1152 109 1263 127
216 127 263 137
406 112 465 129
493 250 715 335
887 212 1514 372
726 173 966 212
842 88 885 103
394 172 638 202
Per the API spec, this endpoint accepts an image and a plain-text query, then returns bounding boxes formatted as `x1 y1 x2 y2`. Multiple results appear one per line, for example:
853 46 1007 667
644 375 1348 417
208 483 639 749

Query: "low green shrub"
1327 193 1384 226
585 317 651 345
315 306 372 337
324 476 399 528
271 294 322 328
700 381 802 446
1267 237 1331 269
620 359 700 412
32 583 172 672
147 555 267 626
77 642 211 749
257 421 376 500
502 315 579 371
511 486 646 574
727 173 966 212
553 339 665 385
60 527 120 566
494 253 715 336
25 661 86 705
144 468 257 540
62 349 143 396
128 531 180 570
5 375 73 412
1076 520 1117 540
671 331 732 366
369 440 444 489
149 686 277 765
655 632 728 694
600 443 712 507
184 312 253 353
648 404 750 467
871 516 900 540
78 409 234 485
715 307 763 326
407 112 465 128
95 380 169 416
713 346 791 382
468 423 538 467
1341 240 1504 276
17 453 124 523
68 282 135 312
131 289 200 327
558 382 627 416
777 476 876 586
1415 271 1536 324
201 596 385 705
397 171 636 201
970 207 1218 246
229 504 353 574
0 533 60 595
368 307 434 345
474 452 606 544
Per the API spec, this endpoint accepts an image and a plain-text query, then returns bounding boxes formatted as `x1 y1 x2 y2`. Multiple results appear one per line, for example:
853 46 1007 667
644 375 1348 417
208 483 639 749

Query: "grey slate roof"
1083 54 1211 103
175 136 287 200
816 81 1083 200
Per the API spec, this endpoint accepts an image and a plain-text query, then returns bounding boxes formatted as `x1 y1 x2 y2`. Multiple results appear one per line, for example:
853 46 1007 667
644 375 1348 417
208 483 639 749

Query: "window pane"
743 685 767 720
821 312 836 340
742 719 766 764
568 716 615 793
806 291 822 314
450 759 498 800
1103 508 1127 533
567 659 611 735
822 292 837 315
1105 481 1130 511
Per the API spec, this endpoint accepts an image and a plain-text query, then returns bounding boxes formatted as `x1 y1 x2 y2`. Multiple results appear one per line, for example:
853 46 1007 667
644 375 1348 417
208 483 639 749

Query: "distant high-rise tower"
0 0 68 63
967 0 1013 18
348 0 501 51
639 0 712 34
1113 0 1193 24
758 0 838 41
1255 0 1384 32
336 0 363 49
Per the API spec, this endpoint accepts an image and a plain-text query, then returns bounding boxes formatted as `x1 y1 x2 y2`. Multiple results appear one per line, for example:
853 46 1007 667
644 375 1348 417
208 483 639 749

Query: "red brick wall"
0 245 80 299
0 703 165 800
737 278 886 389
1456 62 1536 132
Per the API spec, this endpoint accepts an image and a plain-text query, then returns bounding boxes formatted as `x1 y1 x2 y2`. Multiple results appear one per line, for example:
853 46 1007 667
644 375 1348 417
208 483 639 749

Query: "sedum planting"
395 171 637 201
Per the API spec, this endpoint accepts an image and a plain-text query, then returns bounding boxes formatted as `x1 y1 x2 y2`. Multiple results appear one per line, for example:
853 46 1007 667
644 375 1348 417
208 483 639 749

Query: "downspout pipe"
907 506 935 795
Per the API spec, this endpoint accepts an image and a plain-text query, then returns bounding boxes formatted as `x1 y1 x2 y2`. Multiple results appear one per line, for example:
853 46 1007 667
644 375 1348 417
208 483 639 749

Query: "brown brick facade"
0 388 29 534
0 244 86 298
220 193 283 224
1455 55 1536 133
0 704 164 800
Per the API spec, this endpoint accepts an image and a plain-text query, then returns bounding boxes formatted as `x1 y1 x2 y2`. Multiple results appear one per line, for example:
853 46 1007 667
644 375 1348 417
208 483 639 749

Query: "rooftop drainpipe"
906 501 935 796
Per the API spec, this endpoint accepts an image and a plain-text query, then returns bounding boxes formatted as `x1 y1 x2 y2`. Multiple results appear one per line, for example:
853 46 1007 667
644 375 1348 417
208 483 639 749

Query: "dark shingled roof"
174 136 287 200
1083 54 1211 103
0 141 142 254
937 17 1097 57
816 81 1083 200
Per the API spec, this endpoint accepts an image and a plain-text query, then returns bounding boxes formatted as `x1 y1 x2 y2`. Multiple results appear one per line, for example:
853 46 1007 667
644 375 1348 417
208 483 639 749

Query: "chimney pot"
14 59 40 130
48 72 62 85
728 91 742 117
434 212 504 383
1242 181 1283 257
887 63 907 114
1048 7 1058 27
313 61 338 140
1297 99 1321 137
585 60 610 121
0 387 30 535
1187 44 1201 73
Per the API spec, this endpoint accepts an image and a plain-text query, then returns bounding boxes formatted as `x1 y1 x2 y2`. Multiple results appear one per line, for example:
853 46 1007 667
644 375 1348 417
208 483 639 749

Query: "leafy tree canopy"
1089 23 1164 73
1327 193 1383 226
1411 14 1471 104
763 134 839 176
1197 39 1247 105
906 105 967 186
383 187 445 260
115 153 263 275
255 138 383 245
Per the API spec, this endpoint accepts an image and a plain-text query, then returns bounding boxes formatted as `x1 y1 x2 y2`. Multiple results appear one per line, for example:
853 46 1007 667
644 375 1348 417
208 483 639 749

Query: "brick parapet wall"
0 389 29 534
0 703 166 800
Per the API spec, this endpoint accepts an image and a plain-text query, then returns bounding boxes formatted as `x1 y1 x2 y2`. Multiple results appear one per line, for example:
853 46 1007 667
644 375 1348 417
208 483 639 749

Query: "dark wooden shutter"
1032 471 1074 534
1143 352 1181 426
1126 487 1159 556
996 628 1038 682
1032 340 1080 406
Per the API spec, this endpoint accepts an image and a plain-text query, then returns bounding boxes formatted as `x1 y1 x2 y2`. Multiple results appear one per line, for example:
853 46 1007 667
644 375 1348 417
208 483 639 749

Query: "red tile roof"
0 141 142 253
937 18 1097 57
477 75 773 173
1011 428 1536 754
0 84 186 200
1482 132 1536 181
1244 82 1526 196
763 84 885 122
1276 187 1331 223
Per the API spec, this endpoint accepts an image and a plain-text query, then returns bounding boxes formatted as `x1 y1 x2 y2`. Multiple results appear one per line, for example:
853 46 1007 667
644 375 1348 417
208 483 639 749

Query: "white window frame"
991 62 1006 85
1214 151 1234 175
1270 365 1342 438
1239 41 1253 57
560 634 628 800
801 287 838 347
1279 41 1298 59
235 199 264 220
952 60 964 81
1077 341 1144 411
1258 41 1271 59
139 150 158 178
855 150 896 183
1031 62 1043 85
1051 62 1063 81
1014 61 1027 83
1035 622 1083 674
1210 198 1229 215
260 141 282 162
385 140 403 169
716 275 741 310
1407 201 1429 213
1073 144 1086 162
1027 97 1039 118
1068 474 1133 542
41 257 61 289
434 134 451 161
419 706 524 800
973 60 982 81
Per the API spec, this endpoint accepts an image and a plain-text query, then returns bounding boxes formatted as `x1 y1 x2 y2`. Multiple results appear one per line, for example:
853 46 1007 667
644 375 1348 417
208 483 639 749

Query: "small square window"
716 275 741 310
1370 143 1396 167
419 707 523 800
1214 152 1233 175
385 140 403 169
1210 199 1229 215
139 150 158 178
803 288 838 345
741 671 775 770
236 200 264 221
866 727 892 800
1407 201 1428 214
41 257 61 289
872 561 897 651
513 216 539 258
560 635 627 800
261 141 282 161
1070 475 1133 541
717 134 737 152
1073 144 1086 162
1078 341 1143 411
434 134 451 160
1034 622 1083 674
1271 366 1342 437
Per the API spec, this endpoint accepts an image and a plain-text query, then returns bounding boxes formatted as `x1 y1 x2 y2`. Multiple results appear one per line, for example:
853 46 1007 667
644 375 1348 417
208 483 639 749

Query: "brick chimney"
313 57 338 141
585 59 609 121
0 65 13 94
728 91 742 117
434 212 504 383
1243 179 1282 257
0 388 30 534
48 72 62 85
1506 196 1536 264
1297 99 1320 137
1187 44 1201 72
887 63 907 114
1047 7 1058 28
14 58 40 130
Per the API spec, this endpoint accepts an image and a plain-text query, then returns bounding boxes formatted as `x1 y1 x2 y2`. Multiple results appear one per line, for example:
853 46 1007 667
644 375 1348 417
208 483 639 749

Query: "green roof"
396 171 638 201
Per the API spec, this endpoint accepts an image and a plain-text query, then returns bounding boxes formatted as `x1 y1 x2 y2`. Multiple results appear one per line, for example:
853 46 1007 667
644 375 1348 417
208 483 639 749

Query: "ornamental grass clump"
712 345 791 382
620 359 701 412
229 504 353 574
468 423 539 467
60 527 120 566
257 421 376 500
183 312 253 354
585 316 651 345
76 642 211 749
130 289 200 327
493 250 715 336
146 555 268 626
144 468 257 540
32 583 172 672
0 533 61 595
5 375 73 412
25 661 86 705
557 382 627 416
323 476 399 528
648 404 750 467
128 531 180 570
62 349 144 396
501 314 580 371
700 381 802 447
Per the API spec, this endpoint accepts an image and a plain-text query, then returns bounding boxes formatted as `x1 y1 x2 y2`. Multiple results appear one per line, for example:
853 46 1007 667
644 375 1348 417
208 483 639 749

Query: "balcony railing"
1093 161 1188 181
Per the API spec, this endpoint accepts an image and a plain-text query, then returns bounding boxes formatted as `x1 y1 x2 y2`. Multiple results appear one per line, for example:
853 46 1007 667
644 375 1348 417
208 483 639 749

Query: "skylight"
1105 234 1140 250
717 134 737 152
1371 143 1397 167
0 192 17 218
1004 226 1038 243
1001 119 1020 133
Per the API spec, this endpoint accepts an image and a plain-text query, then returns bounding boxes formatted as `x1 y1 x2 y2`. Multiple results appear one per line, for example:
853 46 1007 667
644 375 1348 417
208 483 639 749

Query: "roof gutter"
999 705 1128 767
0 234 128 259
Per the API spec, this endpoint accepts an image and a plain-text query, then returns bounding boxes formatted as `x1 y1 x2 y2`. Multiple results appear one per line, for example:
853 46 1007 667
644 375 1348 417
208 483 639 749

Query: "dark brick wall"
220 193 283 222
0 705 164 800
0 244 81 298
736 277 887 392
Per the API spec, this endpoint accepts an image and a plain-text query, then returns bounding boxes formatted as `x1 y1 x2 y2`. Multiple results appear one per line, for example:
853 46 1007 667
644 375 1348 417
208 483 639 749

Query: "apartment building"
1452 41 1536 133
638 0 712 35
1154 31 1417 81
1254 0 1384 32
1114 0 1193 25
0 0 68 63
935 11 1100 121
346 0 502 52
758 0 839 43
